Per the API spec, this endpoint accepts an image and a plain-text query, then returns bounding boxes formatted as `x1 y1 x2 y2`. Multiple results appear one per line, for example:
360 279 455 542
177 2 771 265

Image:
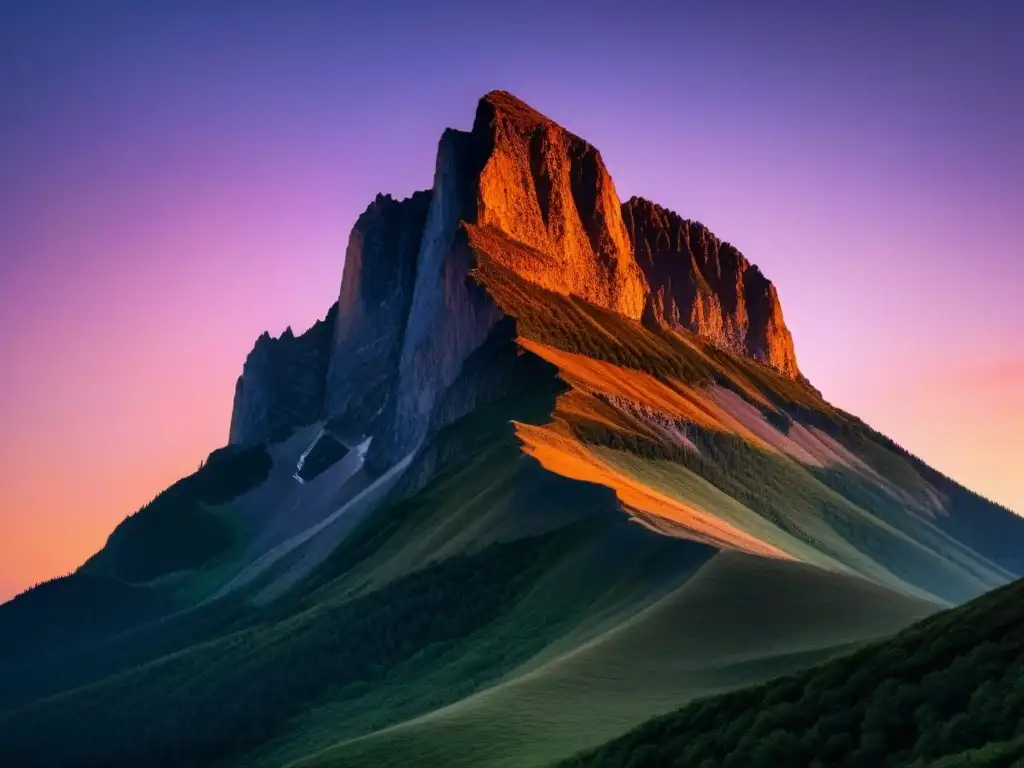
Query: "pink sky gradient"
1 1 1021 601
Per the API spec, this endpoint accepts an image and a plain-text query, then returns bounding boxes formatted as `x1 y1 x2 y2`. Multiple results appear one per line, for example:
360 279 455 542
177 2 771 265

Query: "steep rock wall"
366 129 506 471
229 91 805 467
324 190 431 432
622 196 800 378
470 91 648 319
228 304 337 445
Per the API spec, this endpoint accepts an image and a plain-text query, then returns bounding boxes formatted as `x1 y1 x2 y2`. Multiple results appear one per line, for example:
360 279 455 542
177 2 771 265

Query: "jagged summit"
228 91 803 447
474 90 552 133
228 303 337 445
469 92 800 381
622 196 800 378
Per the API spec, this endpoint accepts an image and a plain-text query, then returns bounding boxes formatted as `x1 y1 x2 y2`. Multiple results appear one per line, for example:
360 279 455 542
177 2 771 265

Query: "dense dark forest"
0 573 174 663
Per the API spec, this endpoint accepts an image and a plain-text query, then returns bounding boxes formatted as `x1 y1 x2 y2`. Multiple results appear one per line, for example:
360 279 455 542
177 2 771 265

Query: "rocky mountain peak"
228 91 805 452
466 91 648 319
622 196 801 379
325 188 432 430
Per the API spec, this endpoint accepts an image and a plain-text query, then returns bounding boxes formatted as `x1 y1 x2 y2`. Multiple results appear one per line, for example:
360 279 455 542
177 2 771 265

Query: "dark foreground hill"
562 574 1024 768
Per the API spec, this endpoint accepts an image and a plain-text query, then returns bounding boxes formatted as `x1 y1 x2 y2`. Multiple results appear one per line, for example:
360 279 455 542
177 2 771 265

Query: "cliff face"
228 90 804 459
622 197 800 379
324 190 431 432
369 91 651 469
469 92 648 319
228 303 337 445
365 129 507 471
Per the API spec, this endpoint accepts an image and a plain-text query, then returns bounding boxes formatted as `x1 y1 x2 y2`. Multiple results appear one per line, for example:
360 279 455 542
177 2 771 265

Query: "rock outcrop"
325 190 431 432
622 197 800 378
228 90 804 460
228 304 337 445
469 91 648 319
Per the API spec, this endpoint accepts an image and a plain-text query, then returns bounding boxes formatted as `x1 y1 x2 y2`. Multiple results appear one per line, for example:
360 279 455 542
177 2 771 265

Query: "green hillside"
0 385 932 768
562 573 1024 768
477 261 1022 605
82 443 272 583
0 443 272 676
289 553 932 768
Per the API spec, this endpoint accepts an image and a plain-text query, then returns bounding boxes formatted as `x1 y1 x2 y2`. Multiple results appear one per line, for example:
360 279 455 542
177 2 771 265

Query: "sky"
1 0 1022 602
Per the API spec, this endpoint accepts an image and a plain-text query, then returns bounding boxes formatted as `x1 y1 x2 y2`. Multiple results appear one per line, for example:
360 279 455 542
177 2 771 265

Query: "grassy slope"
585 433 1008 606
562 574 1024 768
0 527 593 768
0 443 273 682
0 383 933 768
293 552 933 768
0 388 714 768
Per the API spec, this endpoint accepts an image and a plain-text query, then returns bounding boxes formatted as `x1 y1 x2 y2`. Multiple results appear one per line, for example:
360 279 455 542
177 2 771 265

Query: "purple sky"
1 0 1022 600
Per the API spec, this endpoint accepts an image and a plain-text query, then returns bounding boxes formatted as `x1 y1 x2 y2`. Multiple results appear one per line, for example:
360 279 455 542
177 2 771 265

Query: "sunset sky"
1 1 1021 602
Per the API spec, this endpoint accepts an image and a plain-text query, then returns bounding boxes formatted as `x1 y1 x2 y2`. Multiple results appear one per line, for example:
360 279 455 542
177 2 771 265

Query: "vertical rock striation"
368 91 652 469
622 196 800 378
324 190 431 432
366 128 507 470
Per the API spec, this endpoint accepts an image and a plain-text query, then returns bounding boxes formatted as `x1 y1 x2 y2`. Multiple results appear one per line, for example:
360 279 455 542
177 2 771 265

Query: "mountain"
228 91 803 454
2 90 1023 768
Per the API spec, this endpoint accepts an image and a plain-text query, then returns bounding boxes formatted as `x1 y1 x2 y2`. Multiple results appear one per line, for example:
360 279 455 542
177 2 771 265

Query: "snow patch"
292 429 326 484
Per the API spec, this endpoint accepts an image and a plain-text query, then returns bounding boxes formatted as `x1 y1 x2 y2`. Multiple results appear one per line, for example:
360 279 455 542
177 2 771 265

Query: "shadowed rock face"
365 128 507 471
228 304 337 445
325 190 431 432
622 197 800 379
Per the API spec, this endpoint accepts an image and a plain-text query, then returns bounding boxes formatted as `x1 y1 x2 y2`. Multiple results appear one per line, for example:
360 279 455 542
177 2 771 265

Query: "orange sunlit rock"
473 91 648 320
518 338 775 451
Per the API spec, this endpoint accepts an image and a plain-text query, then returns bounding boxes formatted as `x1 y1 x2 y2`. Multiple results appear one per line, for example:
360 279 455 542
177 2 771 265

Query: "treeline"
819 417 1024 578
573 418 811 534
0 531 569 768
561 574 1024 768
